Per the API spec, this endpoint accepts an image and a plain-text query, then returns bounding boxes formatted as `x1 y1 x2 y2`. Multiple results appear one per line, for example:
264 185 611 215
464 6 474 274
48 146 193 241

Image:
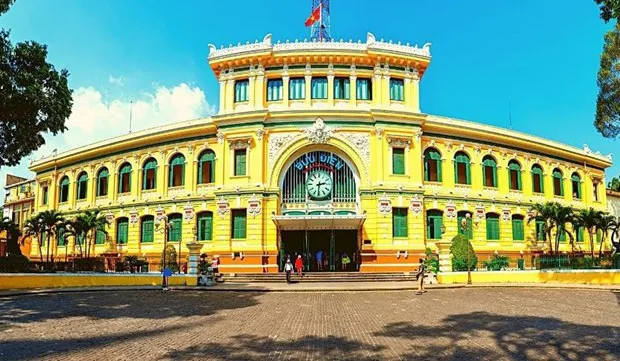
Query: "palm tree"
37 210 65 262
553 204 576 256
597 214 616 258
23 216 45 262
528 202 557 253
75 210 109 258
607 216 620 255
574 208 604 259
64 217 87 257
0 217 22 256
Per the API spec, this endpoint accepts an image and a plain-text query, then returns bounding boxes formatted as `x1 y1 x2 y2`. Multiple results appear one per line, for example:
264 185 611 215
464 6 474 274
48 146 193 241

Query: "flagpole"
319 3 322 42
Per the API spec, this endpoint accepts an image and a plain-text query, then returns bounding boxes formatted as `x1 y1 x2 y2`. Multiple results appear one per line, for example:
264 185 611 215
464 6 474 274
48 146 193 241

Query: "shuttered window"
117 218 129 244
59 176 69 203
231 209 247 239
118 163 132 193
141 216 154 243
482 156 497 187
426 210 443 240
95 230 106 245
576 226 585 243
289 77 305 100
234 149 247 176
454 152 471 185
142 158 157 190
169 154 185 187
392 148 405 175
389 78 404 101
536 220 546 241
57 228 66 246
508 161 522 191
197 212 213 241
356 78 372 100
234 79 249 102
532 165 544 193
334 77 350 99
392 208 408 238
311 77 328 99
97 168 109 197
486 213 500 240
76 172 88 200
267 79 283 101
571 173 581 199
552 169 564 196
424 148 442 182
512 215 524 241
168 214 182 242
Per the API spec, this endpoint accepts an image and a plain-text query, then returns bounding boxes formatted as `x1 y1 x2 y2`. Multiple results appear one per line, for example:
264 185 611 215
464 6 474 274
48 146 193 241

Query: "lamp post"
157 217 174 290
462 213 473 285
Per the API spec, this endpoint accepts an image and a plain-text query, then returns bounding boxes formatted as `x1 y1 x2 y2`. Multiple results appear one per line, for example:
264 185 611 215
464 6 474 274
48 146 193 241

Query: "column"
225 76 235 113
248 69 256 109
218 73 226 115
436 240 453 273
185 157 195 194
404 75 413 109
282 74 290 108
411 70 420 113
136 168 143 199
90 172 97 204
255 64 265 109
304 74 312 107
163 165 170 197
111 170 118 201
327 71 335 107
349 74 357 108
373 64 382 108
186 242 204 286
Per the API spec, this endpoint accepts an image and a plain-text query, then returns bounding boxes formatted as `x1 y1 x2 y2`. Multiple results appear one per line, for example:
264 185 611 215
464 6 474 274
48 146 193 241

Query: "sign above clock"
294 152 345 172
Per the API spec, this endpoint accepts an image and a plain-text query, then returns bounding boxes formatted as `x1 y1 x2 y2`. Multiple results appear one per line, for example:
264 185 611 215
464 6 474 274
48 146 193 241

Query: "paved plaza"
0 288 618 360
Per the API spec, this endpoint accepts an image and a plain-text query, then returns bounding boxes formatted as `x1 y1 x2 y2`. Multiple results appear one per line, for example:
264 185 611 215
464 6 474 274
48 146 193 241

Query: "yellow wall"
437 270 620 285
0 274 197 289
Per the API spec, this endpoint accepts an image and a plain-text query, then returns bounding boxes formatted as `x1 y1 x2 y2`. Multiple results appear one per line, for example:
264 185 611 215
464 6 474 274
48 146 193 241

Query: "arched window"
482 156 497 187
116 217 129 244
196 211 213 241
552 168 563 196
531 164 544 193
198 150 215 184
571 173 581 199
118 163 132 193
454 152 471 185
508 160 522 191
168 213 183 242
424 148 442 182
140 215 154 243
97 167 109 197
512 214 524 241
426 210 443 240
457 211 473 240
142 158 157 190
169 154 185 187
486 213 500 240
76 172 88 200
59 176 70 203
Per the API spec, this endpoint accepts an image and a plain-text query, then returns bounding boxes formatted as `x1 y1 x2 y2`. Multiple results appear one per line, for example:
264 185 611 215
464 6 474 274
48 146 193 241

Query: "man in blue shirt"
315 249 324 271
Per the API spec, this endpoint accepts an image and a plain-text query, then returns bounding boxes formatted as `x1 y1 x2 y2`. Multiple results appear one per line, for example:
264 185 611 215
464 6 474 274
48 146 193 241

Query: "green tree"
598 214 617 257
450 234 477 271
595 21 620 138
64 217 88 257
0 217 21 255
528 202 557 253
594 0 620 22
553 204 576 256
38 210 64 262
574 208 604 258
161 244 179 272
74 210 109 258
608 176 620 191
0 0 72 167
22 216 44 262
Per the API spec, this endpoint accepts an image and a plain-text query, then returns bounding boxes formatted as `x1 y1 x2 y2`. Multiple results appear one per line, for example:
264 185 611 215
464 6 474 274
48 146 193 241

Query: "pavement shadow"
374 311 620 360
0 290 261 326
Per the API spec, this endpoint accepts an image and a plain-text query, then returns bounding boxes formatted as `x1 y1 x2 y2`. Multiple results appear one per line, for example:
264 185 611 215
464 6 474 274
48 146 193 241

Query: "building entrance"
279 230 359 272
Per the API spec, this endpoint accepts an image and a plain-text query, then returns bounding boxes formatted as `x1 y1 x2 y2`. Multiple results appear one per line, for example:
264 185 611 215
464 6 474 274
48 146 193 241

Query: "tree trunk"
589 229 595 259
38 231 43 263
46 232 50 263
599 232 605 258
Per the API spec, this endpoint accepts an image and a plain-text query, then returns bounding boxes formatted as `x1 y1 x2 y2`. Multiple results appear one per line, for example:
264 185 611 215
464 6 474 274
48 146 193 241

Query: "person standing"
284 257 294 284
315 249 323 271
341 253 350 271
295 255 303 278
416 258 426 295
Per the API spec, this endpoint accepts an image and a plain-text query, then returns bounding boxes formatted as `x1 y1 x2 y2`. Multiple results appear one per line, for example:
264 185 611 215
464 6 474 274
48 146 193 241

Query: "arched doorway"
274 149 364 272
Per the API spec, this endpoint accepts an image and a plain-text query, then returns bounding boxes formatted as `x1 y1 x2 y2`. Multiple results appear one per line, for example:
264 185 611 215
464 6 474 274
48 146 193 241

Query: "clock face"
306 171 333 200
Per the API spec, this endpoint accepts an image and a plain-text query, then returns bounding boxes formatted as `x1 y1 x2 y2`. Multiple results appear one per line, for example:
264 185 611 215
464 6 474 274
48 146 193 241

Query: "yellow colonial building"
27 33 613 273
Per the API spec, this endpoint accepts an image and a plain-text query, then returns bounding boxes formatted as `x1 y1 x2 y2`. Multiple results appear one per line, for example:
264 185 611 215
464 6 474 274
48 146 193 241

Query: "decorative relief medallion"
217 196 229 217
502 208 511 222
184 201 194 221
248 194 262 217
305 118 336 144
105 211 115 224
216 132 225 144
337 132 370 175
475 204 485 219
387 136 411 150
445 200 457 219
155 206 165 223
378 193 392 216
129 207 139 225
410 194 423 215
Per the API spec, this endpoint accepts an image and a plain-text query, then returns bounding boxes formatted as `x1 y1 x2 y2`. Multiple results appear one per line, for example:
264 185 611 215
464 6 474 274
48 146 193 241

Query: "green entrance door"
280 230 359 272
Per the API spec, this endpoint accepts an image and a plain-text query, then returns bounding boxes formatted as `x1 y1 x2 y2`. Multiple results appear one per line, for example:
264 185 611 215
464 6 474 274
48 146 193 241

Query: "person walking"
315 249 323 271
416 258 426 295
295 254 304 278
284 257 294 284
341 252 351 271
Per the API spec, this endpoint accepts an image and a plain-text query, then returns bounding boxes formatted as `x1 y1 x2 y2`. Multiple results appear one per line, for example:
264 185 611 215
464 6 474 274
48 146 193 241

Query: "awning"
272 214 366 231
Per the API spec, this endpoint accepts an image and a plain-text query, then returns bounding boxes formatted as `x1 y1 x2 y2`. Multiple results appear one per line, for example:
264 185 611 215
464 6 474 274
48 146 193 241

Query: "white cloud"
108 75 125 86
0 83 215 203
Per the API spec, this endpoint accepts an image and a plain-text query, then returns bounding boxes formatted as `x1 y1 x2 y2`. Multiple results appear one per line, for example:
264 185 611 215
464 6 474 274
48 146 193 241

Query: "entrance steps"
222 272 417 283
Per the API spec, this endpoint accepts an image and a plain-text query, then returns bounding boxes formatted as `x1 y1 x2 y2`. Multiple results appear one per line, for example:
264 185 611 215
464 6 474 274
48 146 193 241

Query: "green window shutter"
96 230 106 245
393 208 408 237
57 228 65 246
234 149 247 176
512 218 524 241
198 212 213 241
465 162 471 184
392 148 405 175
43 187 48 205
426 211 443 240
424 159 430 181
577 227 584 243
117 220 128 244
437 158 442 182
486 216 500 240
559 229 566 242
596 230 602 243
454 161 458 183
232 209 247 239
142 218 154 243
168 216 182 242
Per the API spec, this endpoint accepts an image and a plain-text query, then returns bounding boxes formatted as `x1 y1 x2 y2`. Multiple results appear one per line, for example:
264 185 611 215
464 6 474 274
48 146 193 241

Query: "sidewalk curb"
1 283 617 297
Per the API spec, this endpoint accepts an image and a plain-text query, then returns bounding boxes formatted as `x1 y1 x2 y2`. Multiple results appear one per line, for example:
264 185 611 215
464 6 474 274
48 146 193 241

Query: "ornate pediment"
305 118 336 144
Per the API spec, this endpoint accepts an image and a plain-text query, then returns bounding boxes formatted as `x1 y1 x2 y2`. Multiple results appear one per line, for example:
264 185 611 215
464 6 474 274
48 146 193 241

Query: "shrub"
450 234 477 271
482 254 510 271
73 257 105 272
0 254 29 273
161 244 179 272
424 247 439 274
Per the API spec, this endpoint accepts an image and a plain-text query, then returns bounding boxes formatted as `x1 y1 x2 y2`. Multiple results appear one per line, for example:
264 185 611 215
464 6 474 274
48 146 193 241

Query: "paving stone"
0 289 618 360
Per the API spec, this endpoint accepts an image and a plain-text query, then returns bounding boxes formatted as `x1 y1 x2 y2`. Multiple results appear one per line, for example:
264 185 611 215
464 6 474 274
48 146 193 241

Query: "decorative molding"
168 186 186 200
155 206 165 223
105 211 115 224
304 118 336 144
256 128 265 141
378 193 392 216
228 137 252 149
216 132 225 144
410 194 423 215
183 201 194 221
248 194 262 217
129 207 139 225
375 127 384 139
445 200 456 219
337 132 370 175
217 196 229 217
414 130 423 143
502 208 511 222
268 132 299 168
387 136 411 149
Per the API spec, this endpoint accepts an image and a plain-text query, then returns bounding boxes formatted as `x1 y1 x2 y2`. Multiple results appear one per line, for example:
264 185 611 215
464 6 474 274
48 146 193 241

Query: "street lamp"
156 217 174 290
462 213 473 285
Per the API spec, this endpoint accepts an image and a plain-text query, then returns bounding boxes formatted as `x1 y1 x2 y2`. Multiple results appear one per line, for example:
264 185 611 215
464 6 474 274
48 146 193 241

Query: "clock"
306 170 333 200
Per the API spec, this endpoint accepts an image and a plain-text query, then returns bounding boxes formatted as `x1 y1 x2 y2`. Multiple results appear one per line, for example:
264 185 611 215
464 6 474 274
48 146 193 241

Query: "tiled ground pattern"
0 288 618 360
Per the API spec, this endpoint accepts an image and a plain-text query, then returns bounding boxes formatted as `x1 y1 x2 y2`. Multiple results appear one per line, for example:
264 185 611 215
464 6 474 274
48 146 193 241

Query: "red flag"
304 5 321 27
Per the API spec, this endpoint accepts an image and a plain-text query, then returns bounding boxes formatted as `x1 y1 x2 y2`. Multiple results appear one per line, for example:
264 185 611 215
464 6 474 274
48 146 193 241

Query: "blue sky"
1 0 618 187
